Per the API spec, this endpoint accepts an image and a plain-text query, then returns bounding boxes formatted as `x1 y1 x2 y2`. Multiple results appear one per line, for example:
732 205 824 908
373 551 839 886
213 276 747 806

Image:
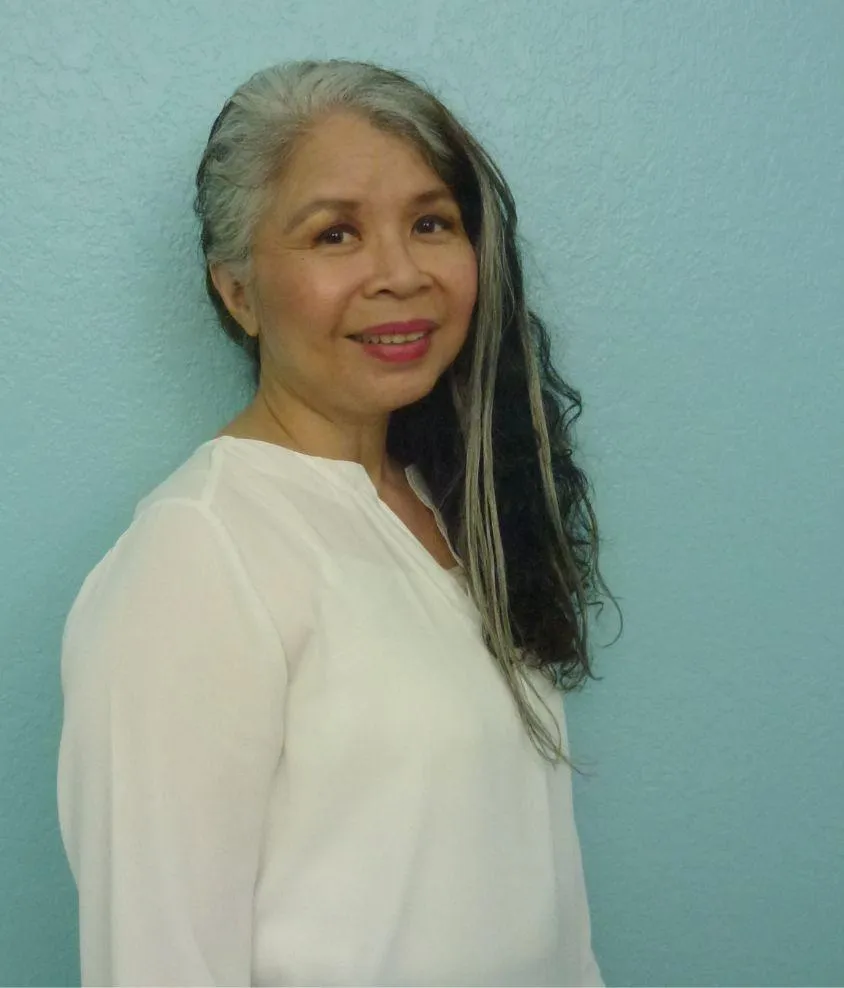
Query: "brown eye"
315 224 357 245
415 215 454 234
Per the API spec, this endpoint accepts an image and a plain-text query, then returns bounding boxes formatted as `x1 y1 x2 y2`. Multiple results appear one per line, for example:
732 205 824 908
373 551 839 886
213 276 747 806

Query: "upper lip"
351 319 437 337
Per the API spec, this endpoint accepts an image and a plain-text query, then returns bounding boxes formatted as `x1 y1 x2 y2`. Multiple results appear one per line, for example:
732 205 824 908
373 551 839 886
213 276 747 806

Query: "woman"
57 59 618 987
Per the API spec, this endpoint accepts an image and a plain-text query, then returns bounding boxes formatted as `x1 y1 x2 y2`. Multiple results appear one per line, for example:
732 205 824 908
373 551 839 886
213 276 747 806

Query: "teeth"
358 331 427 344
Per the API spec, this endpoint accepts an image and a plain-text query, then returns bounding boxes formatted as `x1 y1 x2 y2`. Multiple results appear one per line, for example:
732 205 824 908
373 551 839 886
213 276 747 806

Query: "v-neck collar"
207 436 450 549
206 436 471 608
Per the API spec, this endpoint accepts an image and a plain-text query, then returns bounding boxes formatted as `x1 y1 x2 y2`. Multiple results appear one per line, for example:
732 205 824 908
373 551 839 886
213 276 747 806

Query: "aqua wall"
1 1 842 985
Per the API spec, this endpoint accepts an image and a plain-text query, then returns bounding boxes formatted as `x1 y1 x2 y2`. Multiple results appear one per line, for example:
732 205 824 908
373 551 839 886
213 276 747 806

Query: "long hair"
194 59 621 769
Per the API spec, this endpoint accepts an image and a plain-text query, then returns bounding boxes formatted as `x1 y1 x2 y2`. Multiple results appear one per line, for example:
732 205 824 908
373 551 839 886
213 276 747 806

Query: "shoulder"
132 439 224 518
61 487 283 697
66 441 254 638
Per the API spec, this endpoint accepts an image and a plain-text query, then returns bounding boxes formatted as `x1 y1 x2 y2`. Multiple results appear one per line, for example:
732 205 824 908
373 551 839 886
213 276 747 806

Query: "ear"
210 263 260 338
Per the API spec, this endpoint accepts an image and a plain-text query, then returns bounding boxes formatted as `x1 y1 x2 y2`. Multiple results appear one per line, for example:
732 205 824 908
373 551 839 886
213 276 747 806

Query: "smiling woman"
57 58 619 987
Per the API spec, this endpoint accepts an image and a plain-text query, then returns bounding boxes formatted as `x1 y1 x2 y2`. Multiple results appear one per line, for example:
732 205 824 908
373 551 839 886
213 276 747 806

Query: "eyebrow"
282 187 456 235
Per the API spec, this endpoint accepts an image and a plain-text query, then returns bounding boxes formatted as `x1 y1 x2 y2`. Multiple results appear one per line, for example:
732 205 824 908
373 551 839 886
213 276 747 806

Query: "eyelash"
315 215 455 246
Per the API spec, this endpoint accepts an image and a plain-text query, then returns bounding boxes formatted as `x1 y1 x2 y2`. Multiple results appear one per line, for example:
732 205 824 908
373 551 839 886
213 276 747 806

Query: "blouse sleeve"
57 498 288 987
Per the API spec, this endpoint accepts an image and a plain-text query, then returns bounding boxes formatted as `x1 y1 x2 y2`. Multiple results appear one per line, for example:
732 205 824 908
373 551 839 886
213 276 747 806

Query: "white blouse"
57 436 604 987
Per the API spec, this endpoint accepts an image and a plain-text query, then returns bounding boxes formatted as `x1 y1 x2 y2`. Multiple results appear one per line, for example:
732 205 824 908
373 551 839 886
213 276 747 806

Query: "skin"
211 111 479 499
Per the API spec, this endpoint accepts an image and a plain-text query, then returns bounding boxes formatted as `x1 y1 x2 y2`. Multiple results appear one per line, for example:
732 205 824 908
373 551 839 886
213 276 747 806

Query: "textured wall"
1 1 842 985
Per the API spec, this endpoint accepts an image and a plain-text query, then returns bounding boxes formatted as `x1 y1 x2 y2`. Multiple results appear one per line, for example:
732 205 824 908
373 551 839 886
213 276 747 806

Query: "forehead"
279 112 445 203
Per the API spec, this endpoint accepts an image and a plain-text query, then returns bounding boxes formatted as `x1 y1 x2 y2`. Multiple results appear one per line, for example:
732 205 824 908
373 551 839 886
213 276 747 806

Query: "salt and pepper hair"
194 59 620 768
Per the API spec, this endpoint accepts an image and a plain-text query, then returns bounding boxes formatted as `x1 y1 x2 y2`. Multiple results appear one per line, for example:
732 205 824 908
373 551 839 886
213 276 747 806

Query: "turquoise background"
1 1 842 984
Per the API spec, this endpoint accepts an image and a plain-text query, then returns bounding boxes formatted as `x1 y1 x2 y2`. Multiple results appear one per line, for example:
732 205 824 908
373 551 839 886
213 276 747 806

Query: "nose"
364 231 431 297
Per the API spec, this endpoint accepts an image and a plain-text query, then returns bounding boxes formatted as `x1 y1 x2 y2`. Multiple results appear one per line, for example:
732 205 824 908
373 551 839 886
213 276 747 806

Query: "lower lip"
352 332 432 362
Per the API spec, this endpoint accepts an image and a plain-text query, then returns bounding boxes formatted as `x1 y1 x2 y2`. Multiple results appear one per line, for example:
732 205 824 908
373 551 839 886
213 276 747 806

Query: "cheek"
263 264 350 325
449 250 479 311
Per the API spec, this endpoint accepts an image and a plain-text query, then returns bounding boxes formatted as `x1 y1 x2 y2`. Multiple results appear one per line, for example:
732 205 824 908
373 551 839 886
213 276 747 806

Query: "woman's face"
216 112 479 423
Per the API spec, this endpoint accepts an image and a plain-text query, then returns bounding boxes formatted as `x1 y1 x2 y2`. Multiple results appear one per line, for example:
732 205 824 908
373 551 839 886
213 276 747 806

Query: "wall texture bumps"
1 1 842 984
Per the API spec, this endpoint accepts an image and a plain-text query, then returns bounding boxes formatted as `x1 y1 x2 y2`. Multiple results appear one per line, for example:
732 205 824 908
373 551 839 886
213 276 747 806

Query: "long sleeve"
57 498 288 987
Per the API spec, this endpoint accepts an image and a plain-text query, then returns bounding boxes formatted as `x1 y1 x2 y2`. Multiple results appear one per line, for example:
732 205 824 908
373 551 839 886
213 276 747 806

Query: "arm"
57 499 288 986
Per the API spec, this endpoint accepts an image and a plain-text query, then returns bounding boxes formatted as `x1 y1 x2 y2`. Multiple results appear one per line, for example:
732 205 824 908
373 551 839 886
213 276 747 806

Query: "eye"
314 224 357 246
314 214 456 246
415 214 455 234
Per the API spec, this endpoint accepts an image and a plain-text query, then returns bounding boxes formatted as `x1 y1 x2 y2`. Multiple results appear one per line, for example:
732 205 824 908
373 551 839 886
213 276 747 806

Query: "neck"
221 386 404 495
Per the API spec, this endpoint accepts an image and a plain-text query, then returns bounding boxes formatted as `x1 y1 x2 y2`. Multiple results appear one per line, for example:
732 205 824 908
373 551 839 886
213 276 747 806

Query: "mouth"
347 328 434 362
348 328 433 345
347 318 437 345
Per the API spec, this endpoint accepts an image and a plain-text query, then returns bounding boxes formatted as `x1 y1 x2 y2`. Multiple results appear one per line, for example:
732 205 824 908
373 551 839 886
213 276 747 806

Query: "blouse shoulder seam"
201 437 226 509
135 494 287 670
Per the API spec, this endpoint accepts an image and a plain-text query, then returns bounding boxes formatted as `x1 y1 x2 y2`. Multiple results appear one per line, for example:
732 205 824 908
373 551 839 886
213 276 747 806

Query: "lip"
350 319 437 338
